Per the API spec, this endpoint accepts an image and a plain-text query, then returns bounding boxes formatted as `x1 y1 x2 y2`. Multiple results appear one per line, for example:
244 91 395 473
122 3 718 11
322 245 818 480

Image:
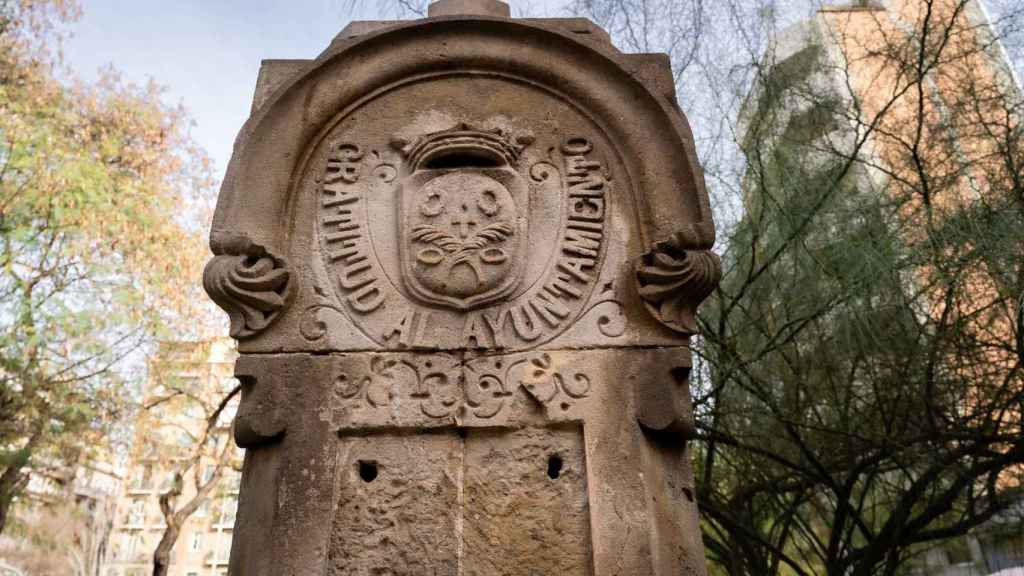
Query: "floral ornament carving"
520 353 591 404
203 249 291 339
410 221 514 283
636 224 721 334
334 357 397 408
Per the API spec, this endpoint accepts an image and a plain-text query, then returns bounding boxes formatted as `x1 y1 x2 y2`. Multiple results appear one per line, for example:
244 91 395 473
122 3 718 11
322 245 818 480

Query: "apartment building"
738 0 1023 574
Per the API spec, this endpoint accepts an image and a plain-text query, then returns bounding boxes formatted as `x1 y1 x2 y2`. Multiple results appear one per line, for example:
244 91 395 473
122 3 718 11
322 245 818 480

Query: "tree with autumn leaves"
0 0 212 554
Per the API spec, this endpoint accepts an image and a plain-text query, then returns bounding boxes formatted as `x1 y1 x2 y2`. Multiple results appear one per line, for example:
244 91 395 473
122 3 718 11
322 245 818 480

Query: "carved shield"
400 167 528 309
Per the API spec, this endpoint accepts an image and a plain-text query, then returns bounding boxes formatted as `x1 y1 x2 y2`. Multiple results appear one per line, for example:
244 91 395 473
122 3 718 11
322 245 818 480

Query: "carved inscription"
321 143 387 314
317 128 612 350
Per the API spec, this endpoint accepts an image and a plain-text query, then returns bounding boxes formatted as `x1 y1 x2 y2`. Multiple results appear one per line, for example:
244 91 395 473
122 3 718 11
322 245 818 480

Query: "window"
124 534 142 558
226 470 242 493
218 401 238 426
222 497 238 524
220 376 239 393
130 465 152 491
128 498 145 525
176 430 194 448
995 532 1024 562
944 537 973 565
191 532 202 551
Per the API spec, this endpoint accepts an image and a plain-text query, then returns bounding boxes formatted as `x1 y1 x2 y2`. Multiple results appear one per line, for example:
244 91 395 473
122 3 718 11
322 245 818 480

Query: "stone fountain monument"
203 1 720 573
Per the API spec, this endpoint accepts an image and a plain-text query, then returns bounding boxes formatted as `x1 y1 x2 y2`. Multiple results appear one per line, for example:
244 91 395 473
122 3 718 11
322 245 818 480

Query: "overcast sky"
62 1 389 177
63 0 1022 184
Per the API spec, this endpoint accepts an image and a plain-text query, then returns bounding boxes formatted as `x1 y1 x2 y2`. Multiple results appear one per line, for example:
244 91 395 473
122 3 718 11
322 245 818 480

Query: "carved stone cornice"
203 244 291 340
635 366 696 441
232 357 288 448
636 223 721 334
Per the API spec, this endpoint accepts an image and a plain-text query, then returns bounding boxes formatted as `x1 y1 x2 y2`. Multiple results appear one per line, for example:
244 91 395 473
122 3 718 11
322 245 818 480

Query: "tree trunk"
0 461 29 535
0 420 46 535
92 502 114 576
152 523 180 576
0 486 12 535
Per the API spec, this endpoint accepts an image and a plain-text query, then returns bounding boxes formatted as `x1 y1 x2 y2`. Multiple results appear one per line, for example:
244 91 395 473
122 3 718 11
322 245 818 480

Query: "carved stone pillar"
204 1 719 573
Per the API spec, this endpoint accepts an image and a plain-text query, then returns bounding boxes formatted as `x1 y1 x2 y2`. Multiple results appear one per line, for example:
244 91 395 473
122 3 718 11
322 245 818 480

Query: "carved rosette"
636 228 721 334
203 250 291 339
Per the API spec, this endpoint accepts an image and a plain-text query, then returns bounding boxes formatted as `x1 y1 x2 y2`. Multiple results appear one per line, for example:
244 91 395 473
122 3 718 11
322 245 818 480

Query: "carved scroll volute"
636 222 721 334
203 247 291 340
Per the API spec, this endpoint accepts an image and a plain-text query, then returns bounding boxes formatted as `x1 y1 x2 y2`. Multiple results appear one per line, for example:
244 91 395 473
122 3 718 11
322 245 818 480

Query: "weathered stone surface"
206 0 717 573
326 428 591 575
463 427 591 575
428 0 511 17
330 433 461 573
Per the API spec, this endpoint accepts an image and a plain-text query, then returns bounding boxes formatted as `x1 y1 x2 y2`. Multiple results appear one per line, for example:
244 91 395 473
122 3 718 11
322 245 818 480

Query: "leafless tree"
693 0 1024 574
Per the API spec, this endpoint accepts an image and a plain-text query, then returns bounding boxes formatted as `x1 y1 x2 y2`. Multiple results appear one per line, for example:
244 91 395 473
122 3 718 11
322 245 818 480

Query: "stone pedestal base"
228 349 706 575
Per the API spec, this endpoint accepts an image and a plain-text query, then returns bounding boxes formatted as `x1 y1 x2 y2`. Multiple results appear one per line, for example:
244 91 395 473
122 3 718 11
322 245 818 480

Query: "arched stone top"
210 14 715 260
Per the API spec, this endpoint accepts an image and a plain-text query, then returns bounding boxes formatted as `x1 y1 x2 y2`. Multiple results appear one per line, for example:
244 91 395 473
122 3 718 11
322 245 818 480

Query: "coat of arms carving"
393 124 533 310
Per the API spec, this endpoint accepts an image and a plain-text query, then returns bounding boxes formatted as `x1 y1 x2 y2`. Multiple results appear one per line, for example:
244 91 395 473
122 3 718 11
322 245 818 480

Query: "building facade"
0 458 121 575
738 0 1023 574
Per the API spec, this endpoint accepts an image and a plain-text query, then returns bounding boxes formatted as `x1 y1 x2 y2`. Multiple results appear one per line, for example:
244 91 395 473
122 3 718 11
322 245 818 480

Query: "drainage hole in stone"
358 460 378 483
547 455 563 480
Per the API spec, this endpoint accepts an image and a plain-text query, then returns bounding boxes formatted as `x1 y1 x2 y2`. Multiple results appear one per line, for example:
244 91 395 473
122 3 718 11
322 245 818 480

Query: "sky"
62 0 566 179
62 0 1023 185
63 0 391 178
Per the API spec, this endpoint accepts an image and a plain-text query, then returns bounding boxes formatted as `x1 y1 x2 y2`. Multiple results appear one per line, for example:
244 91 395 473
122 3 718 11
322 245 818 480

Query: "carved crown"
391 123 534 170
